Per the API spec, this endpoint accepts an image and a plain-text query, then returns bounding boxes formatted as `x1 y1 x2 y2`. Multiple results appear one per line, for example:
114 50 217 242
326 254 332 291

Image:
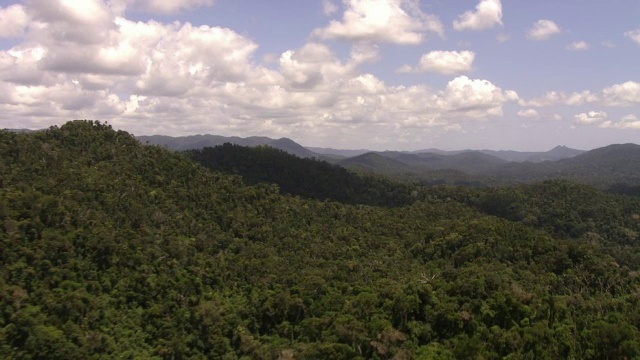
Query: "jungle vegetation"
1 120 640 359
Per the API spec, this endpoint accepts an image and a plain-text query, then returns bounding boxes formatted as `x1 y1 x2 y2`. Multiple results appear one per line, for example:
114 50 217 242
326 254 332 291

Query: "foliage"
1 121 639 359
185 143 417 207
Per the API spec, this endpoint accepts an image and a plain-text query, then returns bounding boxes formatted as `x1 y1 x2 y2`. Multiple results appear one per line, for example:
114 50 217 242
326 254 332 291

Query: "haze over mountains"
136 134 586 163
136 133 640 191
10 129 640 191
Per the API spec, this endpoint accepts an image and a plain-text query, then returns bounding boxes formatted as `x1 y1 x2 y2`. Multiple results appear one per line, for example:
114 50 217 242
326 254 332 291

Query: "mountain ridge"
133 132 587 162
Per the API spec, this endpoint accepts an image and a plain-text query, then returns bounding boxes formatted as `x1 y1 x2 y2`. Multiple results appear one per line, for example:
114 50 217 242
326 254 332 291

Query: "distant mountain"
479 145 585 163
434 151 508 174
5 128 37 133
335 143 640 189
410 148 468 156
137 134 321 159
264 137 319 158
137 133 586 164
306 146 370 158
340 150 507 177
339 152 413 174
136 134 272 150
492 143 640 188
525 145 586 162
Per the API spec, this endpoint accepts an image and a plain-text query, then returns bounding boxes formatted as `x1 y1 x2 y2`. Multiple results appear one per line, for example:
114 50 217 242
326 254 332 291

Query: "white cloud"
27 0 115 46
600 115 640 129
312 0 444 45
398 50 475 75
520 90 598 107
435 76 518 118
496 33 510 43
453 0 502 31
625 29 640 46
601 40 615 48
517 109 539 118
278 42 356 90
323 0 339 16
349 43 381 64
30 0 113 27
521 80 640 107
601 81 640 106
527 19 561 41
0 0 529 148
567 41 589 51
574 111 607 125
0 4 29 38
109 0 215 14
0 46 48 85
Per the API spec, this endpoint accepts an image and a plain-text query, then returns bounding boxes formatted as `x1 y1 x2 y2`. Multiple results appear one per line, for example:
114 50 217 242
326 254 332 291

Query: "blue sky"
0 0 639 150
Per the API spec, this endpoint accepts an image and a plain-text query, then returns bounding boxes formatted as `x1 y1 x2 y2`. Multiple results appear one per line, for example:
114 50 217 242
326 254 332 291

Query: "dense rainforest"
1 120 640 359
185 144 416 207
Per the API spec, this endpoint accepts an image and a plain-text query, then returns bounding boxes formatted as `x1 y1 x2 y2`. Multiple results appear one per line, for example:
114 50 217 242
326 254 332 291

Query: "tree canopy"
1 120 639 359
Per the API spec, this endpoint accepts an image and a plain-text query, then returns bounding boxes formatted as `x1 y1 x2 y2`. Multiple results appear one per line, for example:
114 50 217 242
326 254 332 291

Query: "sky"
0 0 639 151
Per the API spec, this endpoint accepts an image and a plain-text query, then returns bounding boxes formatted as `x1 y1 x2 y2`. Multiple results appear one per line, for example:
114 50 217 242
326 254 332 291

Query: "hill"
338 144 640 190
338 152 414 175
492 143 640 188
185 143 416 207
409 145 585 163
305 146 370 158
135 133 586 165
1 121 640 359
136 134 321 158
478 145 585 163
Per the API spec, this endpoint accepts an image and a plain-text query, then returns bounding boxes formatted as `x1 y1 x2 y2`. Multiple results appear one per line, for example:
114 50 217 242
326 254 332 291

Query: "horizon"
5 123 637 153
0 0 639 151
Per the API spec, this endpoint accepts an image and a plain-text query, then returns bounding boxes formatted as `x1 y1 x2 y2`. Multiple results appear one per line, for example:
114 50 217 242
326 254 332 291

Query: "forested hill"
491 143 640 189
137 134 320 158
2 120 640 359
337 144 640 190
185 144 416 207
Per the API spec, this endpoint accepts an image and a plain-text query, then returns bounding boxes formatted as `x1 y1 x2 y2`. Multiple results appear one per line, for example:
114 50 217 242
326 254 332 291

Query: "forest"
1 120 640 359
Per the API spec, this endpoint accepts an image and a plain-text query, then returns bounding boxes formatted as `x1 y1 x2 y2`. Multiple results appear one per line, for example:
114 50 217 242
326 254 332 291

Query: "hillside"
1 121 640 359
136 134 321 159
185 143 416 207
338 144 640 190
479 145 585 163
338 152 414 175
492 143 640 188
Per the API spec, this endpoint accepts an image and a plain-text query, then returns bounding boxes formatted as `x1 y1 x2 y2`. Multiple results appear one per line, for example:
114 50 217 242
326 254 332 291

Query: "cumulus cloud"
625 29 640 45
601 81 640 106
521 80 640 108
520 90 598 107
0 4 29 38
278 42 357 90
109 0 215 14
527 19 561 41
600 115 640 129
453 0 502 31
517 109 539 118
0 0 522 148
398 50 475 75
574 111 607 125
323 0 339 16
434 76 518 118
567 41 589 51
312 0 444 45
